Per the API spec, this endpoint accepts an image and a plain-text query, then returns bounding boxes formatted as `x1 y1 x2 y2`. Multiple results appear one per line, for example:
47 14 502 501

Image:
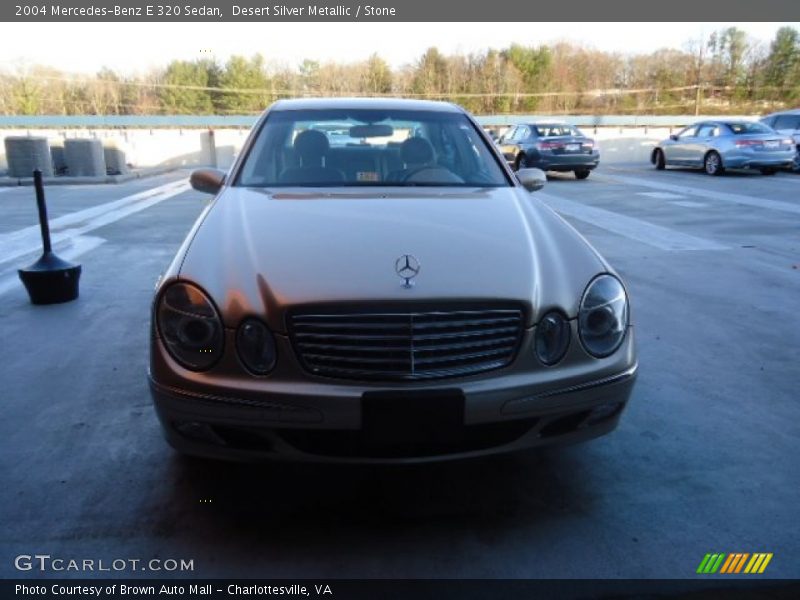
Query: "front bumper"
150 329 638 463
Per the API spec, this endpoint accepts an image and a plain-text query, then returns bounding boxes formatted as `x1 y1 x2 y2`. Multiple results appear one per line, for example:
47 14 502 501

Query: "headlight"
156 282 224 370
578 274 629 358
236 318 277 375
534 311 571 366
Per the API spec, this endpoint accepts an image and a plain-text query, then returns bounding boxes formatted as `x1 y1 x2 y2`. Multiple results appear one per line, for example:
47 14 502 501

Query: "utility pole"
694 84 702 116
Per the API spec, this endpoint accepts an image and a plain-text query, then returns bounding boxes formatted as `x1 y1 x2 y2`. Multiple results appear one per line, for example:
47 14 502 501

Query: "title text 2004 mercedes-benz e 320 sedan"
149 98 637 463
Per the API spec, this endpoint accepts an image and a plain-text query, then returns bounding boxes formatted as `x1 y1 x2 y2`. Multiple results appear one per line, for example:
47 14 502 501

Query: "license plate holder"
361 389 465 445
565 143 581 152
764 141 779 149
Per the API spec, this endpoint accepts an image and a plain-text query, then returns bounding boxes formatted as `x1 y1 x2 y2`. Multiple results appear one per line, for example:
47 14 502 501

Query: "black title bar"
4 579 800 599
3 0 800 22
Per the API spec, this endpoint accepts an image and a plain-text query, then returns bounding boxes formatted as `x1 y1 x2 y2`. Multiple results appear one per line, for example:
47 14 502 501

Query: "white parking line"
0 178 190 267
538 192 729 251
0 235 106 297
636 191 686 200
672 200 708 208
598 172 800 216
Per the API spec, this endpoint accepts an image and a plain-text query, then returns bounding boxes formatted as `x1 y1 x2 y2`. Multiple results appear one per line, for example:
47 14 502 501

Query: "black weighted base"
18 252 82 305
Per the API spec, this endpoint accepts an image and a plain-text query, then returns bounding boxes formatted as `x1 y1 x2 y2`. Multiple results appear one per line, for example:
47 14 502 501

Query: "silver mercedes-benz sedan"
651 120 795 176
149 98 637 463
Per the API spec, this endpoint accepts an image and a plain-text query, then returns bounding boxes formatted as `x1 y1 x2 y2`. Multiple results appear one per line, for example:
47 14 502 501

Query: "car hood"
178 186 606 332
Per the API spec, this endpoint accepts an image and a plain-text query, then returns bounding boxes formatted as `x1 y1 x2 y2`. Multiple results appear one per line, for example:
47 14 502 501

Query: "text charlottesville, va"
232 5 397 17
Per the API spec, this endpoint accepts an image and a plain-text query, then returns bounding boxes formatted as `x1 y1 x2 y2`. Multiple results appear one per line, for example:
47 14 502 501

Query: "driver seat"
386 137 436 182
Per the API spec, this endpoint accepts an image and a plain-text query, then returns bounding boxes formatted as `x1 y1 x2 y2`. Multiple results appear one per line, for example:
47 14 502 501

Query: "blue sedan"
651 120 795 176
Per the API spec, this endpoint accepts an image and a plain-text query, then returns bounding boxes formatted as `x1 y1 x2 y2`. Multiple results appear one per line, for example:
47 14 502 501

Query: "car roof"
763 108 800 117
269 97 464 113
716 120 765 126
525 120 571 126
696 120 758 127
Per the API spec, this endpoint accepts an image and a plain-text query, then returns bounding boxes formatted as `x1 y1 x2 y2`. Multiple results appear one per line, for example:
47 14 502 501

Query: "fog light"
174 421 226 446
236 318 277 375
534 311 571 366
587 402 623 424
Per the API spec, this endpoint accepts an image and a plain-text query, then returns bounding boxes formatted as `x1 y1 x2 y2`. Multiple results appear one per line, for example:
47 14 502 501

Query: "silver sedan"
651 120 795 176
149 98 637 463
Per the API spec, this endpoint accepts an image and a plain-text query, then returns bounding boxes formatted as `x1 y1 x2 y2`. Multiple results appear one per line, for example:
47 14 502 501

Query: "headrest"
400 137 435 165
294 129 330 162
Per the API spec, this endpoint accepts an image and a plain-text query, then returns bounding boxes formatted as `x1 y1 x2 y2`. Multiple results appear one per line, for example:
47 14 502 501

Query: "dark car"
498 121 600 179
760 109 800 172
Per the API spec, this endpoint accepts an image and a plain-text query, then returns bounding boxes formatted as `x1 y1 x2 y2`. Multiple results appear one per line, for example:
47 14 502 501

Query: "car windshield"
236 108 510 188
726 122 774 135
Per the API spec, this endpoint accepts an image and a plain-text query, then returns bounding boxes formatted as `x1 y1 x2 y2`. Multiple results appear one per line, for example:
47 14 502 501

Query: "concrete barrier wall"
0 126 676 175
592 127 672 164
0 128 251 174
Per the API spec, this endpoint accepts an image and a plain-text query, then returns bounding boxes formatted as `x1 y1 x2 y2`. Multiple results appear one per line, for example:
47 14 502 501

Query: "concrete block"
4 136 54 178
64 138 106 177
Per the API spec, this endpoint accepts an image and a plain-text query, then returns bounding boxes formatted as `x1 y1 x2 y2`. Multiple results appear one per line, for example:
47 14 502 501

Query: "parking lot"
1 163 798 578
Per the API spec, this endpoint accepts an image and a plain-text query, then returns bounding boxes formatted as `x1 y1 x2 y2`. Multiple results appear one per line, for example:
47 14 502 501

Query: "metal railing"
0 114 758 129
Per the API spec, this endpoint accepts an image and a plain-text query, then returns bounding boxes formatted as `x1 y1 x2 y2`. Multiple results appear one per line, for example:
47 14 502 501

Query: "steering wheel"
401 165 464 184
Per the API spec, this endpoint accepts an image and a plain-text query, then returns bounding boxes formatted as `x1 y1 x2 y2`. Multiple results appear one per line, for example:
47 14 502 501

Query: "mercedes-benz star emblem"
395 254 420 288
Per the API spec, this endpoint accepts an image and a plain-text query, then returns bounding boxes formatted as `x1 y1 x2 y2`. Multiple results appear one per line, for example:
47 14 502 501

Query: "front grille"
289 308 524 381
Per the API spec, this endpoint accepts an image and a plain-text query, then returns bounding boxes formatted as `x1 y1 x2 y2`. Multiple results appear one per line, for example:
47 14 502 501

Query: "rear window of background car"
773 115 800 130
534 125 578 137
726 122 773 135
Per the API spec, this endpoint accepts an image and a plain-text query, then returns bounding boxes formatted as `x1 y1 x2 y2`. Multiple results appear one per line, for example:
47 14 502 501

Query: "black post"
18 170 82 304
33 170 52 254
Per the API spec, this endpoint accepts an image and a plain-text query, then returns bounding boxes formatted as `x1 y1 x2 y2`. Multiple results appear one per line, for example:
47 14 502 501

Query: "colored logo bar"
696 553 772 574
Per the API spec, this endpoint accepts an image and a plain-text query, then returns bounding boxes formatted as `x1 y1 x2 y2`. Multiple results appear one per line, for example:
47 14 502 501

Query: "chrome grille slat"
298 342 413 353
413 337 517 353
294 322 410 331
295 332 410 342
302 353 412 366
414 347 513 365
411 318 520 329
289 308 523 381
413 326 519 340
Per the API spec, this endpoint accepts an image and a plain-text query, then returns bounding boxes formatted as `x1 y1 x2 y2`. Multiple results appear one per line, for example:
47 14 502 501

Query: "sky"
0 22 797 75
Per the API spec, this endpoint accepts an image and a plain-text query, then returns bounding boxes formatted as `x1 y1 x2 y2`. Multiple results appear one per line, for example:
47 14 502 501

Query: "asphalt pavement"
1 165 798 578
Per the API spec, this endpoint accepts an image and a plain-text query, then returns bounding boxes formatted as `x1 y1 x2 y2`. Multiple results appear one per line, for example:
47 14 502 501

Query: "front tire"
574 169 590 180
704 151 724 176
653 149 666 170
760 167 777 176
514 155 527 171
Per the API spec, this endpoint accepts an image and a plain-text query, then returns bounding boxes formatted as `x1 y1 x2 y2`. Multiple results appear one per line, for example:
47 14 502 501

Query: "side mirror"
669 134 678 141
516 168 546 192
190 168 225 195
